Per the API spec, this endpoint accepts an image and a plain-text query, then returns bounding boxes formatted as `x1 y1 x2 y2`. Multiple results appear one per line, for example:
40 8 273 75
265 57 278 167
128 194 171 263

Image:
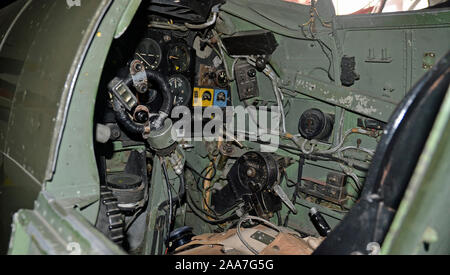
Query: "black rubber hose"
158 172 186 245
124 70 174 115
112 98 146 136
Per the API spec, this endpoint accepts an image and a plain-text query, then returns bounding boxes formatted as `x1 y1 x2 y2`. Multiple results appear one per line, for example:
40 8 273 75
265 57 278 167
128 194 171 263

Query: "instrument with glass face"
168 44 191 73
134 38 162 71
168 74 192 107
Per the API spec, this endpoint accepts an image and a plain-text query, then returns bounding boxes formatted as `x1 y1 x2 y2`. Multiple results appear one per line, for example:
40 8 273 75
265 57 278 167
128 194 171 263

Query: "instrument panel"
132 30 196 109
132 29 231 111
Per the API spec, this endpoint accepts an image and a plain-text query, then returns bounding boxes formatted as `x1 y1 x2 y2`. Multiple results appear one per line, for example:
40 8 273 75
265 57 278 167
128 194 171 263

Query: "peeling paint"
355 94 378 115
339 95 354 108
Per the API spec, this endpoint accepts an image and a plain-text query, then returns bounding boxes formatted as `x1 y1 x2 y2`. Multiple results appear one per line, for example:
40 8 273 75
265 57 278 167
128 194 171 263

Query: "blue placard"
213 89 228 107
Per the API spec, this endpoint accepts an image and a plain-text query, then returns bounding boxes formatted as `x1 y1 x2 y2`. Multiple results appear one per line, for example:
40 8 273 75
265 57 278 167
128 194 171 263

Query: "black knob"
309 208 331 237
135 63 143 71
217 71 228 87
247 69 257 78
135 111 149 124
255 57 267 72
138 84 148 93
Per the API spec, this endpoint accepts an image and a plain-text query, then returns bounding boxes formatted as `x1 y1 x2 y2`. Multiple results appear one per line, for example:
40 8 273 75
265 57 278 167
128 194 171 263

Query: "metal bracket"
130 60 149 94
365 48 393 63
110 77 138 111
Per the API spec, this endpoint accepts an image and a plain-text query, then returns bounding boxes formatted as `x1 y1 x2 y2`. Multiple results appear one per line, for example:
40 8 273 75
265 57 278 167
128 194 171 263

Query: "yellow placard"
193 88 214 107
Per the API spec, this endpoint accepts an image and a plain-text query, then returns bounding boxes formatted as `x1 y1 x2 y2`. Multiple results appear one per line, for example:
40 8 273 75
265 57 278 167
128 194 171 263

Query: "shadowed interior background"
1 0 17 10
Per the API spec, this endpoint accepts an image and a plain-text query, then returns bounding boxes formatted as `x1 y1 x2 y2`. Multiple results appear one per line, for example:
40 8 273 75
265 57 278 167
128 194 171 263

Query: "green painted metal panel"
45 0 131 213
382 88 450 255
338 23 450 106
0 0 112 183
8 192 125 255
334 9 450 30
221 0 335 39
8 212 32 255
115 0 142 39
5 0 140 255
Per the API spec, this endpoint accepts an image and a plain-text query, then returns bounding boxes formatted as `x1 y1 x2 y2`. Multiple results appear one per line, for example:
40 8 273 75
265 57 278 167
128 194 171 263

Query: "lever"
273 185 297 214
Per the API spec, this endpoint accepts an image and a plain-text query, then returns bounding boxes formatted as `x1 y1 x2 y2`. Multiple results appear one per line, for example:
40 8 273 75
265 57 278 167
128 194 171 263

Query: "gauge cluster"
132 30 196 109
131 29 231 111
192 36 231 108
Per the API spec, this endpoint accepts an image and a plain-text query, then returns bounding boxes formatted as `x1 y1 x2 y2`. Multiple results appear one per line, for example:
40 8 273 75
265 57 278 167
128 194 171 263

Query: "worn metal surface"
281 73 397 121
222 1 450 123
335 13 450 105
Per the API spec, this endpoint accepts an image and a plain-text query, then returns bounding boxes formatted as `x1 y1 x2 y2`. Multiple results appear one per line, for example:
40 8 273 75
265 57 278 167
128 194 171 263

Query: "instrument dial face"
216 70 229 87
168 44 191 73
168 75 192 107
134 38 162 70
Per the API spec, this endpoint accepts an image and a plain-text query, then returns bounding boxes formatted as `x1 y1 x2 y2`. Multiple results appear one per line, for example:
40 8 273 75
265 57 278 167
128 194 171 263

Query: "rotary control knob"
237 152 278 192
298 108 334 140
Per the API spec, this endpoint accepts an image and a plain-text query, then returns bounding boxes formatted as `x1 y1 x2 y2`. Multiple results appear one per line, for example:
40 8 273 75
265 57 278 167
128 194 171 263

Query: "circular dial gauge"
134 38 162 70
168 44 191 73
168 75 192 107
216 70 229 87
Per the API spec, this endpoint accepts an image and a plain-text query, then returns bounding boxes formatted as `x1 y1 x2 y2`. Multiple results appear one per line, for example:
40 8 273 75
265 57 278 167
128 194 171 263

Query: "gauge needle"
136 53 153 67
169 56 179 60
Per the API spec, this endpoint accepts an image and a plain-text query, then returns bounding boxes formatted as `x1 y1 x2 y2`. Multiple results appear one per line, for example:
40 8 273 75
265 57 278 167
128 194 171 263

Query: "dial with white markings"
168 75 192 107
134 38 162 70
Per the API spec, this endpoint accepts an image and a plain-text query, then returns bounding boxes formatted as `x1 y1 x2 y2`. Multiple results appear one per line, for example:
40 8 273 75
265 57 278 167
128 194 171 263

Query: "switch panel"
234 60 259 101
